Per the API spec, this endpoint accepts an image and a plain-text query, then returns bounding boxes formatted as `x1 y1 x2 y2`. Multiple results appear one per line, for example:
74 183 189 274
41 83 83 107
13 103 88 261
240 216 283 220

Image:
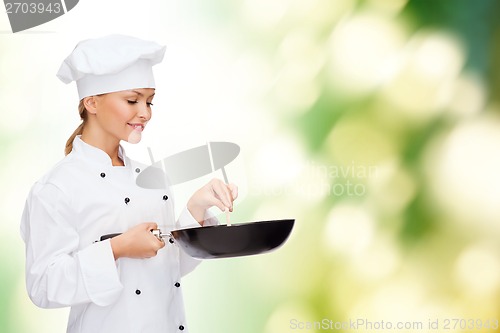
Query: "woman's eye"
127 100 138 104
147 102 154 107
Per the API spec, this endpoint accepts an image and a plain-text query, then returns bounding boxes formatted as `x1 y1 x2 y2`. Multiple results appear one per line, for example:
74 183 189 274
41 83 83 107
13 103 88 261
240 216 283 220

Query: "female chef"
20 35 237 333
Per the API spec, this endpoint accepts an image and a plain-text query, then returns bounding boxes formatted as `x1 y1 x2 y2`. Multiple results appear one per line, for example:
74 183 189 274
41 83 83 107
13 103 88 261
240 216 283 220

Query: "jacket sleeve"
176 207 219 276
20 182 123 309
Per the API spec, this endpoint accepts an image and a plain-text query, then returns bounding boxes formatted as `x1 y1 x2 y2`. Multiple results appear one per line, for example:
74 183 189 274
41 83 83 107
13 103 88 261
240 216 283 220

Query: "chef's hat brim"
56 35 166 100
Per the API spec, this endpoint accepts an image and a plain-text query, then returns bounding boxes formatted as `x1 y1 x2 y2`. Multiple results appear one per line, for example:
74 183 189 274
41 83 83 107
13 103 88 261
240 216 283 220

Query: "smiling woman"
65 89 155 155
20 34 238 333
83 89 155 153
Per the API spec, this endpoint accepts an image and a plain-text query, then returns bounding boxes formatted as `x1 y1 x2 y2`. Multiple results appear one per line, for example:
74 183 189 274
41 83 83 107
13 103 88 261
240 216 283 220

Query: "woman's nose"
138 104 151 120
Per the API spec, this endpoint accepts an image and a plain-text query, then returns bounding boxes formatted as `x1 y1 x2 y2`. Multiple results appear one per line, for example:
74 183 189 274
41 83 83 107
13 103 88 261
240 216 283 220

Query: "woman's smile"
127 121 146 143
127 123 145 132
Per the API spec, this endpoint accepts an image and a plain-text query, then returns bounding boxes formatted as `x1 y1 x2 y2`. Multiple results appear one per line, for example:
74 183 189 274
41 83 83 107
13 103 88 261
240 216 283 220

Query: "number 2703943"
5 2 62 14
443 319 499 330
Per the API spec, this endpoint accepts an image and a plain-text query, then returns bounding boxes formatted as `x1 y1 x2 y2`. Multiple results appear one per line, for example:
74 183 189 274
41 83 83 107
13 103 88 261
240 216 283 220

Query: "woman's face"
92 88 155 144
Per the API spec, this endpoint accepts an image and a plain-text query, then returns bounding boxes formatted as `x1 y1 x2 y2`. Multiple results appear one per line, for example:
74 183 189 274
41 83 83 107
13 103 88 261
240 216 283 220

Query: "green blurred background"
1 0 500 332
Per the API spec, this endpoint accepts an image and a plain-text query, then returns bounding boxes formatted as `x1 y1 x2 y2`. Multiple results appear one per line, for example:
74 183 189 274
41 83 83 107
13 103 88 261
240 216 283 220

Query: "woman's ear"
83 96 98 115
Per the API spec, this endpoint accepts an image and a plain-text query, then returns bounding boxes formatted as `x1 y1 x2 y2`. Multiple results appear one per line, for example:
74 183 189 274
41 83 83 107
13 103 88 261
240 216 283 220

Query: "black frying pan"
101 219 294 259
172 219 294 259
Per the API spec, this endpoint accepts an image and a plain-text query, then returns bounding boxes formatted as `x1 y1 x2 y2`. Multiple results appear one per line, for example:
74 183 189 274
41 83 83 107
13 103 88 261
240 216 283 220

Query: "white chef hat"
56 34 166 100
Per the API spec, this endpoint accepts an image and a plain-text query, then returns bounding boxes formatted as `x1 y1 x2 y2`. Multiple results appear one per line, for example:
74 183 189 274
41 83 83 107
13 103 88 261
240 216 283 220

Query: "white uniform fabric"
21 136 215 333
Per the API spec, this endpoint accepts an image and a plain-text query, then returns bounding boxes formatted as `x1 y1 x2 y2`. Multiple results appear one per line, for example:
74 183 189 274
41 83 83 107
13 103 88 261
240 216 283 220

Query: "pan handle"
100 233 122 241
99 230 173 243
151 229 174 243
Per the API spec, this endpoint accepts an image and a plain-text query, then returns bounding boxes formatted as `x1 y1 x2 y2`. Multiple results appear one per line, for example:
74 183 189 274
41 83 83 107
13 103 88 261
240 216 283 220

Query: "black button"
100 172 106 178
135 168 141 173
135 289 141 295
179 325 185 331
163 195 169 201
174 282 180 288
169 238 174 244
125 197 130 204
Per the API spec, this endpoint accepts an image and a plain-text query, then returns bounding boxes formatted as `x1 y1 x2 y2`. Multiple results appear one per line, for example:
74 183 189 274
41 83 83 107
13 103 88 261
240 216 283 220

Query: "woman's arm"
177 178 238 276
186 178 238 225
21 182 123 309
109 222 165 260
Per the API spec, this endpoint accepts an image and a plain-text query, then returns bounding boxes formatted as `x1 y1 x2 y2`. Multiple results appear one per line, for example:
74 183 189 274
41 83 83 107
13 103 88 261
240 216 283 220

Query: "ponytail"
65 100 88 155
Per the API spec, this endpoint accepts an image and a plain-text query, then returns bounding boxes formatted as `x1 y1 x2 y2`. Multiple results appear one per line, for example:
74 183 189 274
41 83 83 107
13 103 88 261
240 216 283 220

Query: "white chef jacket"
21 136 215 333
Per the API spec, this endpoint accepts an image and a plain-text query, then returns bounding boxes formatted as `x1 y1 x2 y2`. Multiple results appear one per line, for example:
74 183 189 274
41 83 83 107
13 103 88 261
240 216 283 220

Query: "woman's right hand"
110 222 165 260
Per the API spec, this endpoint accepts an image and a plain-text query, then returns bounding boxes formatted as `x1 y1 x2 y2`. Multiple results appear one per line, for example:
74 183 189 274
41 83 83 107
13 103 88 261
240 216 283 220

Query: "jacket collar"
72 135 129 168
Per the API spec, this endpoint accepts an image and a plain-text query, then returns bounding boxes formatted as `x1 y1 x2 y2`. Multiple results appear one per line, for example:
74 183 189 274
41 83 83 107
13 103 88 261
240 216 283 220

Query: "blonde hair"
65 100 88 155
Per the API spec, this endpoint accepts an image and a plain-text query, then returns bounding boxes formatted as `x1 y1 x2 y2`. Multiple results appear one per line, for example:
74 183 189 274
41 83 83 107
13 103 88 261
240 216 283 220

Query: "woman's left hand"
187 178 238 225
